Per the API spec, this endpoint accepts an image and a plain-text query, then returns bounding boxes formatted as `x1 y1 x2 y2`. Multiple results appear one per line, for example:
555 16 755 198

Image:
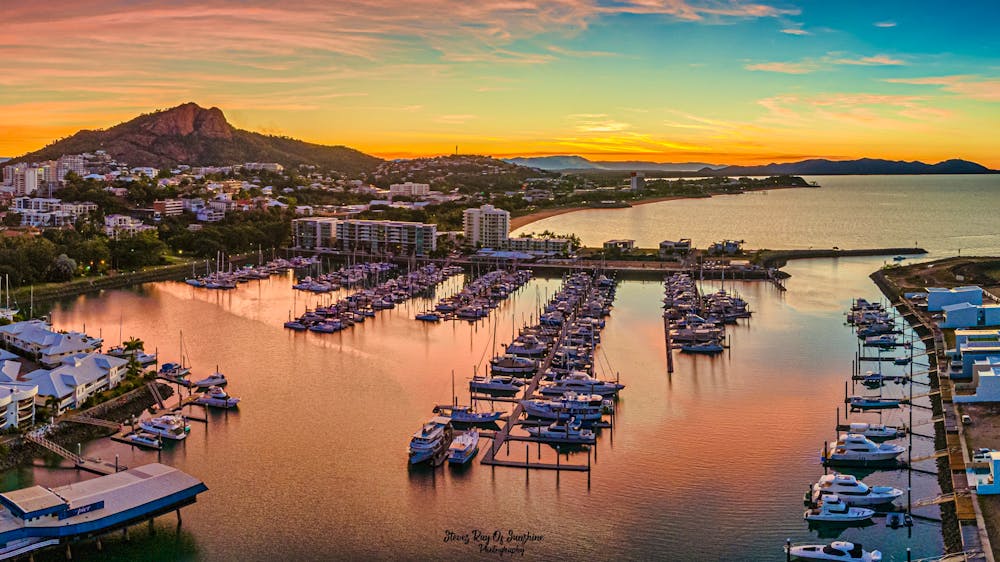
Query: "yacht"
863 335 898 348
846 422 900 440
415 311 442 322
524 418 596 444
157 363 193 386
785 541 881 562
434 405 502 425
192 372 228 388
679 341 724 354
521 394 607 422
193 386 240 409
823 434 905 465
810 473 904 506
139 415 190 440
506 335 548 357
803 495 875 523
121 430 162 449
447 429 480 465
408 416 453 466
847 396 900 410
284 320 308 331
540 371 624 397
490 354 537 376
469 375 524 396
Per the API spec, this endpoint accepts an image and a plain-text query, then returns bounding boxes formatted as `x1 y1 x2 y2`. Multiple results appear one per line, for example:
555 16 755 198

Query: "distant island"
505 154 996 175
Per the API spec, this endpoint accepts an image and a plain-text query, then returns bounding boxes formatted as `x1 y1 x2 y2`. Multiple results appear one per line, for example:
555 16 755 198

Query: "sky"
1 0 999 166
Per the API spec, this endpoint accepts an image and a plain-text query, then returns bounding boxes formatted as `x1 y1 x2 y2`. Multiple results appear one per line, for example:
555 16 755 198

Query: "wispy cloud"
756 92 952 127
746 52 905 73
434 114 477 125
746 61 818 74
569 114 632 133
833 54 905 66
780 28 810 36
874 21 897 28
886 75 1000 102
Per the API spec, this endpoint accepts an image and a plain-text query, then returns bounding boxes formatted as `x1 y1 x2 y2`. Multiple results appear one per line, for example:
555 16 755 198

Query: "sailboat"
0 275 18 321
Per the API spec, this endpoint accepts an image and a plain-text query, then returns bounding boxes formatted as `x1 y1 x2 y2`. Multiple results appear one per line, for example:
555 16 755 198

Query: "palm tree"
44 395 60 421
126 355 142 379
123 337 144 353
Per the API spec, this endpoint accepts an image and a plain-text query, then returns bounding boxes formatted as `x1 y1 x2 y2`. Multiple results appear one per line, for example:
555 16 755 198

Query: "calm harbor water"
514 174 1000 257
8 174 990 560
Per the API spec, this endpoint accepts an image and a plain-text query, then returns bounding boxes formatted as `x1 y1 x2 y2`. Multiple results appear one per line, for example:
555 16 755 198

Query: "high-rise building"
56 154 86 180
10 165 42 196
292 218 437 255
629 172 645 191
462 204 510 248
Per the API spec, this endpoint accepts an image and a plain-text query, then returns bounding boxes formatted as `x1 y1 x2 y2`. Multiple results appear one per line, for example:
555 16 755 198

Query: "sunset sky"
2 1 998 166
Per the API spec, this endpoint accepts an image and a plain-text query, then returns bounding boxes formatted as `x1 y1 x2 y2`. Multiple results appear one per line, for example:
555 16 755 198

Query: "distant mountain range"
10 102 382 175
505 155 995 174
503 155 724 171
703 158 995 176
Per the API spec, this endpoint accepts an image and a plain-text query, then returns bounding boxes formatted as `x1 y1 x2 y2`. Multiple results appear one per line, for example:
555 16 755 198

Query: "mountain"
703 158 995 176
503 155 722 171
504 156 599 170
11 102 382 175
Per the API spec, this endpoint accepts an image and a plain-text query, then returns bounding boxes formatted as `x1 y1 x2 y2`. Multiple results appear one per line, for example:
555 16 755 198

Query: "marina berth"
845 422 899 440
785 541 882 562
846 396 901 410
539 370 624 397
0 463 207 560
523 418 596 445
469 375 524 396
809 473 904 506
447 429 480 465
803 495 875 523
489 354 537 376
139 415 191 441
192 371 228 388
433 405 503 426
193 386 241 409
823 434 905 465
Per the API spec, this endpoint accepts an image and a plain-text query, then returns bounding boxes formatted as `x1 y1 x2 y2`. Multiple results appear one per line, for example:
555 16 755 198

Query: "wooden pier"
480 276 603 473
25 433 125 476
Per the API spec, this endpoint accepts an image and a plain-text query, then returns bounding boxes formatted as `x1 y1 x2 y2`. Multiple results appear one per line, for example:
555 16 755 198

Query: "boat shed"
927 286 983 312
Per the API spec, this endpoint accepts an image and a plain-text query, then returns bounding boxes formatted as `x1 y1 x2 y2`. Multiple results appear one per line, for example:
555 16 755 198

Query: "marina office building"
293 217 437 255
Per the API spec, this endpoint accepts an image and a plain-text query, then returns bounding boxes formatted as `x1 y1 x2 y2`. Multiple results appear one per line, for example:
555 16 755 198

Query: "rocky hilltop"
12 102 382 175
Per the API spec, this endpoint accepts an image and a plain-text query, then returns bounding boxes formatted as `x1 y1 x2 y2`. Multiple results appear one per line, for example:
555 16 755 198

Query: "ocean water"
513 174 1000 257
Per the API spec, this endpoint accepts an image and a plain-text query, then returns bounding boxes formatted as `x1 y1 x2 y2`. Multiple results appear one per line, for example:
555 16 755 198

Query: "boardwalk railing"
24 433 84 464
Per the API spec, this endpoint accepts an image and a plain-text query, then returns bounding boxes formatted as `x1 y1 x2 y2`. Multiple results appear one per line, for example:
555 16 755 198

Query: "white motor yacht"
823 434 905 465
139 415 190 440
469 375 524 395
803 495 875 523
447 429 480 465
810 473 904 506
193 386 240 408
524 418 596 444
847 422 899 440
540 371 624 397
408 416 453 466
785 541 881 562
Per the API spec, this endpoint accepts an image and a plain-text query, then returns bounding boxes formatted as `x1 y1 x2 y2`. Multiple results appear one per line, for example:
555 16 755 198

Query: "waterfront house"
659 239 692 257
603 239 635 253
927 286 983 312
0 320 103 368
23 352 127 414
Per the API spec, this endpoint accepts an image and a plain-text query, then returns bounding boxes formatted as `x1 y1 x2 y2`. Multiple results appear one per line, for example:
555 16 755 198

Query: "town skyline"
2 1 998 167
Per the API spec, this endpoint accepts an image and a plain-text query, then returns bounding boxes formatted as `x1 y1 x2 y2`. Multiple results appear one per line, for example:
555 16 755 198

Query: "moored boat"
785 541 881 562
447 429 480 464
803 495 875 523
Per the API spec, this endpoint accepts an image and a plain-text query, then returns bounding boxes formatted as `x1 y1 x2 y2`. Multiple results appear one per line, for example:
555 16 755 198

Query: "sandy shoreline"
509 184 812 232
509 195 692 231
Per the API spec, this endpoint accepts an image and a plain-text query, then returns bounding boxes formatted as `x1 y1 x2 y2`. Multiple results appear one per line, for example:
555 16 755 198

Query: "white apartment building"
388 182 430 198
24 353 127 414
104 214 155 239
153 199 184 217
0 320 104 368
11 197 97 227
292 218 437 255
463 204 510 248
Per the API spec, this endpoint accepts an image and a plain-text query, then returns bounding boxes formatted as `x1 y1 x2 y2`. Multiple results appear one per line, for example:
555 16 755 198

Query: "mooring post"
65 543 72 560
785 539 791 562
